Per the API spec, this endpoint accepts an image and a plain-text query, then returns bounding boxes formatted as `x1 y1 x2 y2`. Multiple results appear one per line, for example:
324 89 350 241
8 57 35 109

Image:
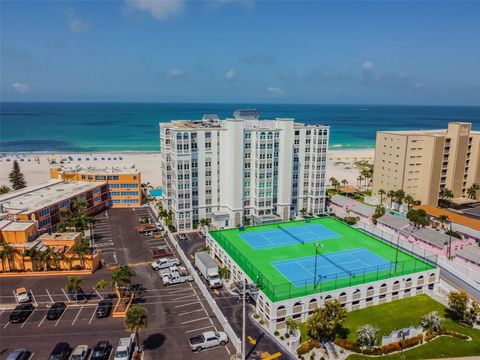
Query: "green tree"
65 276 84 302
438 215 449 230
72 242 88 269
0 242 15 271
378 189 386 204
286 318 299 335
407 209 430 228
387 190 396 208
420 311 444 333
341 179 348 187
394 189 406 205
300 208 308 218
23 247 39 271
306 299 347 340
9 160 27 190
329 177 338 188
465 301 480 326
242 216 251 226
0 185 11 194
218 267 231 280
439 188 454 208
372 206 385 225
448 290 469 322
356 324 379 349
466 183 479 200
125 305 148 352
404 194 415 211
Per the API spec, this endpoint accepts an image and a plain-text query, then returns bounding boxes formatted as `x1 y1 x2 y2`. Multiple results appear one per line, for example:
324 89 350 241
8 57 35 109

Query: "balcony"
392 283 400 291
352 292 361 301
277 308 286 318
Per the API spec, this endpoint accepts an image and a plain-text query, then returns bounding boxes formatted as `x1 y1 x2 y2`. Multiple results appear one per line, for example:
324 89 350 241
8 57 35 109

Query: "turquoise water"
149 189 163 197
1 102 479 152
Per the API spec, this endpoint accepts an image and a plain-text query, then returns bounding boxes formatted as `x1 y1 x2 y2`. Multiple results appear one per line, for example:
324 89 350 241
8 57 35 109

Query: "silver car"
69 345 88 360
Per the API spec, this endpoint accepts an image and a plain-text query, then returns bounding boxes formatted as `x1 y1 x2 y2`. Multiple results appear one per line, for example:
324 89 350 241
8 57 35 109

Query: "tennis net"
317 252 356 278
278 224 305 245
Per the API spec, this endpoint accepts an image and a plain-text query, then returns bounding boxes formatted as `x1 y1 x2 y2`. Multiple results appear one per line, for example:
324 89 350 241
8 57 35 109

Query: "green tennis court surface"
209 217 436 302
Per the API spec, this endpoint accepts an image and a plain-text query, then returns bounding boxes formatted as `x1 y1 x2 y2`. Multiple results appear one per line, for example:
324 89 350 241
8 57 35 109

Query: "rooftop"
0 180 103 215
349 202 376 217
462 206 480 220
53 165 139 175
377 213 410 230
38 232 81 241
330 194 355 207
410 228 451 249
413 205 480 231
455 245 480 264
1 221 36 232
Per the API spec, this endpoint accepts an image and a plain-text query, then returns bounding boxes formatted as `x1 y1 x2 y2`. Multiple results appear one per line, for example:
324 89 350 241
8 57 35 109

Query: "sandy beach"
0 149 374 189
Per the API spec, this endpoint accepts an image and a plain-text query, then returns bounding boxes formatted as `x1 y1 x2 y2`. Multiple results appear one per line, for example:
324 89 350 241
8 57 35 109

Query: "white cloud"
267 86 284 95
362 60 374 70
225 69 236 81
65 8 90 33
125 0 184 20
166 68 184 78
12 82 29 94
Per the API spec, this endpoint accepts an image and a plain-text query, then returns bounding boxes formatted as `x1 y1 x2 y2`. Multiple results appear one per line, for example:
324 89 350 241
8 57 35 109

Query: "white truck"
114 334 134 360
189 331 228 352
162 268 193 286
151 257 180 270
195 252 223 289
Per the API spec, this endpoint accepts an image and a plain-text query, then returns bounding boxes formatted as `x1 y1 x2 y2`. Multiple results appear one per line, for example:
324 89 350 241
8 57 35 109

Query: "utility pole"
394 231 400 272
448 222 452 259
242 278 246 360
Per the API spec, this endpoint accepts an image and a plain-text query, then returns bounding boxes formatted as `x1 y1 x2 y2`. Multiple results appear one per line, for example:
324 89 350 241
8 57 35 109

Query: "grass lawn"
210 217 434 301
341 295 480 359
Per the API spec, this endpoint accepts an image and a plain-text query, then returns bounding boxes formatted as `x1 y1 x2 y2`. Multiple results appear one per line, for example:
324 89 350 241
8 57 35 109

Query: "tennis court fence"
210 230 436 302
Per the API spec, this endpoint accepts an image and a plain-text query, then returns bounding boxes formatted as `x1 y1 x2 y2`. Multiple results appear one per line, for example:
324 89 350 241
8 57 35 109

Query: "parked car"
69 345 88 360
9 304 35 323
178 233 187 240
162 269 193 286
114 335 134 360
6 348 29 360
189 331 228 352
95 300 113 318
47 302 67 320
151 257 180 270
155 222 163 231
47 342 71 360
90 341 111 360
15 287 30 303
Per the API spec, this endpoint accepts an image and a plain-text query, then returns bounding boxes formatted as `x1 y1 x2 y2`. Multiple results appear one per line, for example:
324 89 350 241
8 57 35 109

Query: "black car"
95 300 113 318
47 342 71 360
6 348 29 360
68 287 87 302
9 304 35 323
47 302 66 320
90 341 111 360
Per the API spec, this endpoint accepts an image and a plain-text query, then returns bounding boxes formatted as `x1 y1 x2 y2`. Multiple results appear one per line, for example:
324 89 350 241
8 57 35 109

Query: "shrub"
259 320 265 325
442 329 469 340
401 334 423 348
297 340 319 356
425 331 438 342
274 331 280 336
310 353 315 360
380 342 401 354
280 336 285 340
253 313 260 319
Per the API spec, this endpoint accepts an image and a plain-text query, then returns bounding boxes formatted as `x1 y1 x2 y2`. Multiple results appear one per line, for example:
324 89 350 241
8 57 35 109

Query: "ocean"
1 102 479 152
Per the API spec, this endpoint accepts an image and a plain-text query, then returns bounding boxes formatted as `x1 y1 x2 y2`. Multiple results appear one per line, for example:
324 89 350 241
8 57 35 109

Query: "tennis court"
273 248 394 286
209 217 436 301
239 223 341 250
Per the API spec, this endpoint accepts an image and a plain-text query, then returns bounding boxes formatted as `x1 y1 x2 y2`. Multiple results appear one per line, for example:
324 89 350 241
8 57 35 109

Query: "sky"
1 0 479 105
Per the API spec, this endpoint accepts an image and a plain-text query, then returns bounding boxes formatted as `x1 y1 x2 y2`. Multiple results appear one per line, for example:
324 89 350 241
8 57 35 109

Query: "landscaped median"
296 295 480 359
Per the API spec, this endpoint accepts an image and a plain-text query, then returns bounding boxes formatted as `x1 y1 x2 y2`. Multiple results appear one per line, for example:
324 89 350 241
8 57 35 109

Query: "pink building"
455 245 480 270
329 194 375 225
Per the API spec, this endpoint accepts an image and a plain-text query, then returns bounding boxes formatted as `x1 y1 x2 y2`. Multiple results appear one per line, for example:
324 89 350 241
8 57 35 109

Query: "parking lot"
0 207 233 360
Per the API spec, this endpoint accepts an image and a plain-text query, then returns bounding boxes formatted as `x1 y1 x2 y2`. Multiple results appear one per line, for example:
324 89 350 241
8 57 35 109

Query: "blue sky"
1 0 479 105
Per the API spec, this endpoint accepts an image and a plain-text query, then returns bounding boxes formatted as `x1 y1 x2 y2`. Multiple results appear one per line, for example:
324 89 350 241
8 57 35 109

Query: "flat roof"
414 205 480 232
377 214 410 230
1 221 35 231
411 228 451 249
53 165 140 175
330 194 354 207
455 245 480 265
0 180 103 215
462 206 480 219
38 232 81 241
349 202 376 217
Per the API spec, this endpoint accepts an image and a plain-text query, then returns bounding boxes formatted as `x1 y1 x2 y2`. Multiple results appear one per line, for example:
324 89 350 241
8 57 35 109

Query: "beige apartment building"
372 122 480 206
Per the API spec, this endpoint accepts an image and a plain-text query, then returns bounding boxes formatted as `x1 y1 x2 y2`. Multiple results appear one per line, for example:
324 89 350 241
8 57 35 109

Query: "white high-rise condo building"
159 110 329 231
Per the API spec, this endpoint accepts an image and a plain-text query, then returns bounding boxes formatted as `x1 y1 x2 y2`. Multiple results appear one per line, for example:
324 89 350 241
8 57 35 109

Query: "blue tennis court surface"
272 248 394 286
239 224 341 250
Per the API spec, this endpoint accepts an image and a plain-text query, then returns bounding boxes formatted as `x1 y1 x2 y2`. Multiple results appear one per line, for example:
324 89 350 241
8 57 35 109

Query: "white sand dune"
0 149 374 189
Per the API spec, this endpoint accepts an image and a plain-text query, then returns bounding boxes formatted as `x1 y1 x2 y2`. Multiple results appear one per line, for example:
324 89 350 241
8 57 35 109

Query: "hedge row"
297 339 321 356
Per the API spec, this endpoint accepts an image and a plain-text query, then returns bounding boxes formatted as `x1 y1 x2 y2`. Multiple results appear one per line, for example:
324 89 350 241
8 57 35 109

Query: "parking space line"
0 309 4 317
89 306 97 325
94 288 104 300
174 301 199 308
12 289 18 303
30 290 38 306
46 289 54 303
72 305 83 325
181 316 209 325
20 310 34 328
61 288 70 302
37 313 47 328
185 325 214 333
55 307 67 326
3 321 9 329
27 352 35 360
168 288 192 295
178 308 204 316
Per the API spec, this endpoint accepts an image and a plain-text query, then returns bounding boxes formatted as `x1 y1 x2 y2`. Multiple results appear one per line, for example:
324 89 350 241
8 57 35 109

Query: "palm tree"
329 177 338 188
439 188 454 208
242 216 251 226
286 318 299 335
356 324 379 349
218 267 231 280
394 189 406 205
23 247 39 271
341 179 348 187
466 183 479 199
125 305 148 352
72 243 88 269
357 176 363 188
300 208 308 218
438 215 449 230
0 242 15 271
51 251 66 270
404 194 415 211
65 276 84 302
387 190 396 208
361 169 370 188
421 311 444 333
378 189 386 205
306 299 347 340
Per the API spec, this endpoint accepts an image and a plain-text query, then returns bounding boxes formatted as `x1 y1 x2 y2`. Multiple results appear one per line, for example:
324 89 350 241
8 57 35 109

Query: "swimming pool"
149 189 163 197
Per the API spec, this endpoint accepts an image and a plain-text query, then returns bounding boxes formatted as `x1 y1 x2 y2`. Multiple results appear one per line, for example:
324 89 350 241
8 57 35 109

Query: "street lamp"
313 243 324 288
